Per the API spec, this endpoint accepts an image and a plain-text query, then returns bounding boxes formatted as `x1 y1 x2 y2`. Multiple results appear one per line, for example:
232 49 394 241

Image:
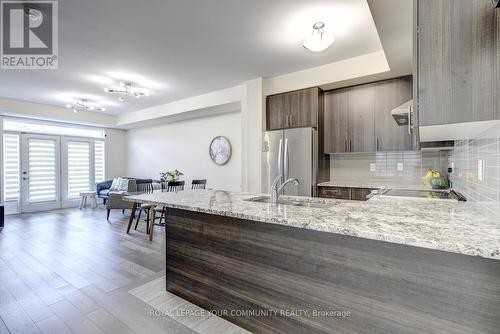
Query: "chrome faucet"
271 175 300 205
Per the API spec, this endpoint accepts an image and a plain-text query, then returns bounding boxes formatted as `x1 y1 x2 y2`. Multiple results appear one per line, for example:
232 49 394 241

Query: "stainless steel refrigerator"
261 127 317 197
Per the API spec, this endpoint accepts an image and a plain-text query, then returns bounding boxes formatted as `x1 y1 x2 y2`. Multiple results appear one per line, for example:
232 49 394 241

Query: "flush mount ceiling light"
104 82 147 102
66 99 105 113
302 22 335 52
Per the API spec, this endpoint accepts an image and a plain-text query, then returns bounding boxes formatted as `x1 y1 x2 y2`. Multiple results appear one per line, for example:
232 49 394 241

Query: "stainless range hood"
391 100 413 126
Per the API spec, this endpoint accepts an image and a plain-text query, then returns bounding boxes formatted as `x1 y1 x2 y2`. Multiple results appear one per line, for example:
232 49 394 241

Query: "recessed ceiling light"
302 22 335 52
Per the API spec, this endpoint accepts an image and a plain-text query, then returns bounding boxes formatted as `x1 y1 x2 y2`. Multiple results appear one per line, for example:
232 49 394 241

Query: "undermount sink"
245 196 335 208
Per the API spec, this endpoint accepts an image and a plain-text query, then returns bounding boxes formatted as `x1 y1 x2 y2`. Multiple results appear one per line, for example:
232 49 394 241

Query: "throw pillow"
110 177 121 190
117 178 130 192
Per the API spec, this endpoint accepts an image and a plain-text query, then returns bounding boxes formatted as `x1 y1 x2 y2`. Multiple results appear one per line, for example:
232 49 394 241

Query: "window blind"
94 141 105 183
3 134 20 201
67 141 91 199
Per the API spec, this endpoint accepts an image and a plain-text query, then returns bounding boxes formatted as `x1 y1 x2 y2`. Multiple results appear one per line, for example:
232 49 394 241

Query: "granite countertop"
124 190 500 260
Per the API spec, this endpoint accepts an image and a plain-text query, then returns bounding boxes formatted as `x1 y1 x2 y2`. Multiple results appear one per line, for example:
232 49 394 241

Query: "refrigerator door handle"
408 105 412 135
284 138 289 180
278 138 283 180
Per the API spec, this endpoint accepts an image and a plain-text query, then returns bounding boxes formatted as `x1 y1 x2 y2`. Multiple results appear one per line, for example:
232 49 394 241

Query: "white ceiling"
321 0 413 90
0 0 383 115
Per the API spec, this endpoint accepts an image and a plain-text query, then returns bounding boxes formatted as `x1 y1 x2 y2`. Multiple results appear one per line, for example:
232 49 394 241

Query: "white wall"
104 128 127 179
126 111 241 191
241 78 264 193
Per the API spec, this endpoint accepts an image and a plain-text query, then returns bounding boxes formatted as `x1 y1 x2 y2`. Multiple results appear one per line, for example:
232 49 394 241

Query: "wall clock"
209 136 232 165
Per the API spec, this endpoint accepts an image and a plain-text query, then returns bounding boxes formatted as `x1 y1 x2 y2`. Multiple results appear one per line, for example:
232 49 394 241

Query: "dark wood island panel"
165 208 500 334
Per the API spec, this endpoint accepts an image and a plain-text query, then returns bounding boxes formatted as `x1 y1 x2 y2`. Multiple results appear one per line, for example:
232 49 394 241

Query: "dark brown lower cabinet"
317 186 374 201
350 188 374 201
317 186 350 200
166 209 500 334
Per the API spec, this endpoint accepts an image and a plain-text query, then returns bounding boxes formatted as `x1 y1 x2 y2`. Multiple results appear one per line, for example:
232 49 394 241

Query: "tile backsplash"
329 151 450 189
450 124 500 218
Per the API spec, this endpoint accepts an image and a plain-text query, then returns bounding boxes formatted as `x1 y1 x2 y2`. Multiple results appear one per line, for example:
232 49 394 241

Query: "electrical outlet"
397 162 404 171
478 159 484 181
370 163 376 172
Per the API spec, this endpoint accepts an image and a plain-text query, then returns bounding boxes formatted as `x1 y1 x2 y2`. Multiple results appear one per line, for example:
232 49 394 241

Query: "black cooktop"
383 189 466 201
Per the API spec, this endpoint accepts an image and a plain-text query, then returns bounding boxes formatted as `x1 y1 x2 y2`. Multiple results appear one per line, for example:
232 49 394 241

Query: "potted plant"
160 169 184 183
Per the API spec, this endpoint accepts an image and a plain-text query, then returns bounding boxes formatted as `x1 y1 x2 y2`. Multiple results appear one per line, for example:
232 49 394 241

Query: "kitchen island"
125 190 500 334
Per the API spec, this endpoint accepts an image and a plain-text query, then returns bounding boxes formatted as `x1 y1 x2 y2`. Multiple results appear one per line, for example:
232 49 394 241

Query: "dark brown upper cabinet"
416 0 500 126
266 87 320 130
347 84 375 153
324 88 349 153
374 77 414 151
266 93 287 130
323 76 414 153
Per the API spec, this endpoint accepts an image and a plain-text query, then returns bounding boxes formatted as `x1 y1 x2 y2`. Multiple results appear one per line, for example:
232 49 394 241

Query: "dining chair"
134 182 160 233
151 180 186 238
164 180 185 191
191 179 207 189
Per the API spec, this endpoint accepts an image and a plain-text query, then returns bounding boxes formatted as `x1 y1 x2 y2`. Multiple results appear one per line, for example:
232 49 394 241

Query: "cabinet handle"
290 115 293 126
376 138 379 151
344 140 347 152
349 140 352 152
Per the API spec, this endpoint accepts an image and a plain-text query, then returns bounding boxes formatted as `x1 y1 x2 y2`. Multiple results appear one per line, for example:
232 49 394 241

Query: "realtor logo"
1 0 58 69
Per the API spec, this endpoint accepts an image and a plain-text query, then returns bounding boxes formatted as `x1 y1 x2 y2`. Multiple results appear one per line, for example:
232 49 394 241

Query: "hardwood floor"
130 277 250 334
0 207 246 334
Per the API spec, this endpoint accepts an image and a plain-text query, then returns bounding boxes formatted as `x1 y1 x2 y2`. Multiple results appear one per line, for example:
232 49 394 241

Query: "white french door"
20 134 61 212
14 134 102 213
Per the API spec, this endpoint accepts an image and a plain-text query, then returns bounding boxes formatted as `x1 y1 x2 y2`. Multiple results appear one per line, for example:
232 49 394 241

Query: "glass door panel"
20 134 61 212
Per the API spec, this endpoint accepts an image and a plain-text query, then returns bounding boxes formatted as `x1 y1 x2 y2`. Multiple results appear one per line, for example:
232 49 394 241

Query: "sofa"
96 178 153 204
